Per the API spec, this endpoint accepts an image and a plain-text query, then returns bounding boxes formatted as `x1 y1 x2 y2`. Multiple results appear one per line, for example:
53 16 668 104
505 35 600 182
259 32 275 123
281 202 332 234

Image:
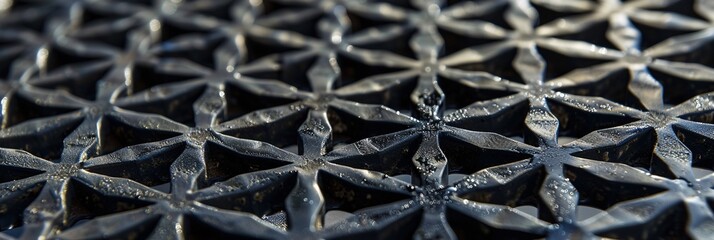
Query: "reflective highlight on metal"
1 0 714 239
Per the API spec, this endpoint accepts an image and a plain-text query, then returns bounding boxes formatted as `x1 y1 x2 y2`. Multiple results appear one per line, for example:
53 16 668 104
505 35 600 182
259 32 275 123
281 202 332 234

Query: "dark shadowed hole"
450 48 526 84
538 47 610 80
128 62 202 95
96 116 181 156
631 20 699 51
571 128 656 171
555 69 646 110
551 21 617 50
548 99 638 139
650 66 714 106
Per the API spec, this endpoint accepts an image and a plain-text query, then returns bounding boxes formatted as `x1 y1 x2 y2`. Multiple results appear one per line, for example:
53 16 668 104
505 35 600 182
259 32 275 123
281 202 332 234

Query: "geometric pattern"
0 0 713 239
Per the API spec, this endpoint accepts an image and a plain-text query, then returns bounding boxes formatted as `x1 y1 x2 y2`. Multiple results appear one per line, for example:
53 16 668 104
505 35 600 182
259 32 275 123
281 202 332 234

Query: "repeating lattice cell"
1 0 714 239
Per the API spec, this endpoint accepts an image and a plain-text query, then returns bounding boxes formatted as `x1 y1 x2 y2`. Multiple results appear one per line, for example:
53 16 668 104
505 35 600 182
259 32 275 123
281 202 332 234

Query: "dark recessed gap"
441 77 518 110
119 86 206 127
339 76 418 112
551 21 616 50
650 67 714 106
45 44 104 73
199 169 295 217
444 98 529 139
450 48 526 83
222 82 299 121
96 116 181 156
31 64 111 100
332 134 421 176
327 107 412 148
555 69 646 110
351 28 417 60
673 125 714 171
446 205 545 239
220 108 307 148
563 165 667 211
456 166 545 210
437 27 502 57
318 170 411 213
630 20 699 51
547 99 638 139
594 202 690 240
65 179 153 229
0 182 44 232
86 142 185 189
0 117 82 161
440 133 532 175
532 2 590 27
336 53 408 88
243 34 304 64
571 128 656 171
3 94 79 128
157 34 225 70
345 10 400 34
128 62 202 95
538 46 610 80
202 142 292 186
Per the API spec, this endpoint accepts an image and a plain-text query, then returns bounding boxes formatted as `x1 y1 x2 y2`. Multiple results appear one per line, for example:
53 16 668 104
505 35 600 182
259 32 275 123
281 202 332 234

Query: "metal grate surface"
1 0 714 239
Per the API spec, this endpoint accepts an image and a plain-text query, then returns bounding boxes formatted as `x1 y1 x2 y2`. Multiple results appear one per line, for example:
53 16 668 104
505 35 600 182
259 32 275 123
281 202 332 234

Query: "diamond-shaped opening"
351 28 417 60
44 44 103 73
86 142 185 190
547 99 639 139
327 107 412 149
64 179 154 229
593 202 690 240
563 165 667 211
440 133 532 175
119 86 206 127
332 133 421 176
0 182 44 232
441 77 519 111
532 1 592 27
340 75 418 113
550 21 617 50
555 69 646 110
199 168 296 217
345 9 401 34
446 204 545 239
444 98 530 140
127 62 203 95
202 142 292 186
674 126 714 171
335 52 409 88
318 170 411 217
3 93 79 128
96 115 182 156
650 67 714 106
450 48 526 84
572 128 657 171
630 19 700 51
538 46 610 80
31 63 111 101
243 34 304 64
0 117 82 161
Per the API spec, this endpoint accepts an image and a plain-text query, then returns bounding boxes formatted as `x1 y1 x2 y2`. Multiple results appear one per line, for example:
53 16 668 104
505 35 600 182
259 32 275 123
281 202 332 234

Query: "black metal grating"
0 0 714 239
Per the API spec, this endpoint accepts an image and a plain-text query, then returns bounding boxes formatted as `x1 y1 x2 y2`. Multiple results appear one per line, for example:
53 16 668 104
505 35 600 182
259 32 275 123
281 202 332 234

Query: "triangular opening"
3 93 79 128
128 62 203 95
332 133 421 176
538 46 610 80
202 141 292 185
335 52 408 88
650 67 714 106
31 63 111 100
547 99 638 139
86 142 185 189
673 125 714 171
450 48 526 84
119 85 206 127
327 107 412 149
572 128 657 170
96 115 181 156
318 170 411 212
555 69 646 110
440 133 532 175
65 179 153 228
0 117 83 161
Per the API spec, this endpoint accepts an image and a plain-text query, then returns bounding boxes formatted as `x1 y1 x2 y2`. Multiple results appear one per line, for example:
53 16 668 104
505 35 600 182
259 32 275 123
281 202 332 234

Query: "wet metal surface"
1 0 714 239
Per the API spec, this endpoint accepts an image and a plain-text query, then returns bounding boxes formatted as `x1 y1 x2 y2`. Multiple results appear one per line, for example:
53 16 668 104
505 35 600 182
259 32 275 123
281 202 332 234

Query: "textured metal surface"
0 0 714 239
